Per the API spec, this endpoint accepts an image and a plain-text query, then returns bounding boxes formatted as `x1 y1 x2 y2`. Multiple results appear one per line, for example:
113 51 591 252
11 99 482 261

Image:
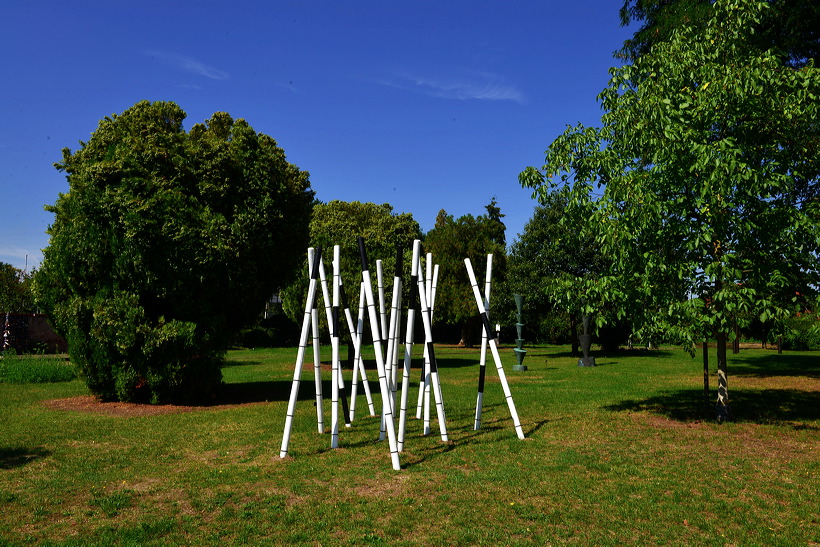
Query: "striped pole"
281 247 323 458
380 247 404 441
330 246 341 448
416 250 448 442
465 258 525 440
398 240 421 451
474 254 493 430
358 237 401 470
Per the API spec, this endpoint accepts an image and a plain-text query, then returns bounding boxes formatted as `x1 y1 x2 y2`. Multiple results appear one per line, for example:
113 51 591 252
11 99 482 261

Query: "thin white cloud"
146 50 229 80
383 70 523 103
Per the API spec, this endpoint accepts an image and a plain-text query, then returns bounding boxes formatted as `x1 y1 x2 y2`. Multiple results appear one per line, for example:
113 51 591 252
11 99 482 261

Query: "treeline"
15 0 820 407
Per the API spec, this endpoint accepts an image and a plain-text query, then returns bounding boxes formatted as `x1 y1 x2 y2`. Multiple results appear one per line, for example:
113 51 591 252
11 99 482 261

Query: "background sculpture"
513 294 527 371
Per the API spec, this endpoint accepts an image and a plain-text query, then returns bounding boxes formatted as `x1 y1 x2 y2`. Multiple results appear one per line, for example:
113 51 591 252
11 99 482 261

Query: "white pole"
358 237 401 470
388 248 404 408
349 282 376 420
429 262 443 425
416 254 428 420
330 246 341 448
465 258 525 440
356 282 375 416
311 306 323 433
376 260 387 351
308 248 324 434
281 248 323 458
430 264 440 314
381 248 404 441
474 254 493 430
339 277 367 424
416 252 448 442
423 253 434 427
420 254 434 431
376 259 389 439
318 251 352 428
398 240 421 451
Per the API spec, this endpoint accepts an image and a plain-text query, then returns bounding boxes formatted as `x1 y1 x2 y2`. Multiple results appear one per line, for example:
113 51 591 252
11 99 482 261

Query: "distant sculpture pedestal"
513 347 528 371
577 332 596 367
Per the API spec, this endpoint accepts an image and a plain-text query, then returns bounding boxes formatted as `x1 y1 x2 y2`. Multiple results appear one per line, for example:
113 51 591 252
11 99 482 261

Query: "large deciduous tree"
0 263 35 314
424 198 507 347
521 0 820 420
36 101 314 404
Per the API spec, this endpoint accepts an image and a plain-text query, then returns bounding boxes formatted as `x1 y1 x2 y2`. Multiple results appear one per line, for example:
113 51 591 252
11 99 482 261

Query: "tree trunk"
702 340 710 414
715 330 731 422
570 314 579 356
460 316 478 348
732 318 740 354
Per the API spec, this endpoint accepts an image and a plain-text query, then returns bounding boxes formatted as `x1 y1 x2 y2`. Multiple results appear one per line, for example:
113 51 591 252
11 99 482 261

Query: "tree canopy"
36 100 314 403
618 0 820 68
423 198 507 346
521 0 820 418
280 200 422 332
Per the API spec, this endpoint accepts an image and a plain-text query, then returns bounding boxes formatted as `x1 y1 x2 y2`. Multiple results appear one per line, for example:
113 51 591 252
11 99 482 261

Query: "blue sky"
1 1 634 272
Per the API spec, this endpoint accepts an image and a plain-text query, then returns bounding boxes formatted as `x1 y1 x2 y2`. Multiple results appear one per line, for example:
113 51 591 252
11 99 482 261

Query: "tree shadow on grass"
221 359 267 369
0 447 51 469
729 353 820 379
436 357 484 369
604 388 820 425
542 348 677 360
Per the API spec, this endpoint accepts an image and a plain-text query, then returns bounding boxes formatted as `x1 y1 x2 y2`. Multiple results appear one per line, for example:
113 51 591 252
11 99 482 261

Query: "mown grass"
0 344 817 545
0 353 75 384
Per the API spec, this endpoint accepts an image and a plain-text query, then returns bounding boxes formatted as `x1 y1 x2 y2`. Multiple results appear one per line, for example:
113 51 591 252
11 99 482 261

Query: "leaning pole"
280 247 324 458
358 237 402 470
465 258 525 440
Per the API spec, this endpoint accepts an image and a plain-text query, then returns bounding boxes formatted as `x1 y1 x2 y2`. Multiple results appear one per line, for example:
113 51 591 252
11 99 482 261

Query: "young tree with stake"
521 0 820 420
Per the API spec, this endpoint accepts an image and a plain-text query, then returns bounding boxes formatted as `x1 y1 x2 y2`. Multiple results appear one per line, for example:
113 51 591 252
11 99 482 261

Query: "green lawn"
1 344 818 545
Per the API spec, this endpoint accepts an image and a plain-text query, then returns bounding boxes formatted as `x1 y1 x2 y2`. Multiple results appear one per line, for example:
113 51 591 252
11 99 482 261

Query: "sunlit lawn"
1 343 818 545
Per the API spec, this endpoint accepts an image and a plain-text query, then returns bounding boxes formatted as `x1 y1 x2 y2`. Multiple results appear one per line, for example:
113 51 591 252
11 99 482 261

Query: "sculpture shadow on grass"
216 379 383 405
604 388 820 425
0 447 51 470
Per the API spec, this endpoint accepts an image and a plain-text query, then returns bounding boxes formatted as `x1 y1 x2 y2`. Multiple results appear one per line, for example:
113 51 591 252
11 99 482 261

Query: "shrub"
35 101 314 403
778 314 820 351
